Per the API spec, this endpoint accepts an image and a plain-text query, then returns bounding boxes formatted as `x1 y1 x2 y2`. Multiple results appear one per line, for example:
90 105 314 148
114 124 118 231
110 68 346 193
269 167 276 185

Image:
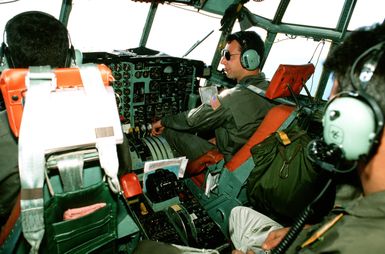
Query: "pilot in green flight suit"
151 31 274 163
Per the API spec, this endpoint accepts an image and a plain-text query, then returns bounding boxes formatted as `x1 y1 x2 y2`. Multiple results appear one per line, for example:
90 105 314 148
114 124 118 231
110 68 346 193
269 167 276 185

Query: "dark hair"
226 30 265 67
4 11 71 68
323 22 385 115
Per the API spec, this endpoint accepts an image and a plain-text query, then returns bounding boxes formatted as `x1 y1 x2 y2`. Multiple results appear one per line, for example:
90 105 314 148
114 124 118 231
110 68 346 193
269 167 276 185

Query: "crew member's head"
220 30 264 82
1 11 73 69
309 22 385 171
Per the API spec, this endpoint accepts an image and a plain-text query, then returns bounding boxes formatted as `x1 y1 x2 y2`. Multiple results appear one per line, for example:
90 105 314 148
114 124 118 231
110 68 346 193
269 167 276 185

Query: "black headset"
0 40 13 70
307 41 385 172
65 37 76 68
0 11 75 70
233 32 261 71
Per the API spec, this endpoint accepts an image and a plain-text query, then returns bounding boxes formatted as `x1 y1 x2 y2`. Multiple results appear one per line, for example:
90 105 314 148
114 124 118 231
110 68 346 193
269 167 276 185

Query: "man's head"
320 22 385 163
220 30 265 81
1 11 73 68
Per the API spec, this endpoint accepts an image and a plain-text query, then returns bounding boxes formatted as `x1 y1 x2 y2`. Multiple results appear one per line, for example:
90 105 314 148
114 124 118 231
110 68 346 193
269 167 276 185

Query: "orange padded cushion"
187 150 224 188
265 64 315 99
225 104 295 171
186 149 224 176
0 64 114 137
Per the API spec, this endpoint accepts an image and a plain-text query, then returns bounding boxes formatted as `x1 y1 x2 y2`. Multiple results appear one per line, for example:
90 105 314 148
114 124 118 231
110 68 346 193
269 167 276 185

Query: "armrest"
186 149 224 176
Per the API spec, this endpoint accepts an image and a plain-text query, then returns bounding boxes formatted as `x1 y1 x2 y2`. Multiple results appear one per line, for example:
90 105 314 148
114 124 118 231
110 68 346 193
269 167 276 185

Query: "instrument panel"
128 174 231 251
83 52 206 170
83 52 205 131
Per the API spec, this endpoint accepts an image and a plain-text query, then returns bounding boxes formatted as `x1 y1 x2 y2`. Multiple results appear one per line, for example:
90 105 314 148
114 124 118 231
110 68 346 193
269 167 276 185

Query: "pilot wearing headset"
0 11 74 228
230 22 385 254
151 31 274 164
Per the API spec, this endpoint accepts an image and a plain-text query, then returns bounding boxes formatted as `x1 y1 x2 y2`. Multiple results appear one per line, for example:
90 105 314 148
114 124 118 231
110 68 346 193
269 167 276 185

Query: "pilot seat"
184 63 315 235
0 64 139 253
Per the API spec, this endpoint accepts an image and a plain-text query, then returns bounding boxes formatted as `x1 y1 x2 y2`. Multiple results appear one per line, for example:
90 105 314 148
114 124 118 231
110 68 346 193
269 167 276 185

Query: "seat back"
0 64 125 252
225 104 295 171
226 63 315 171
265 63 315 100
187 63 315 186
0 64 113 137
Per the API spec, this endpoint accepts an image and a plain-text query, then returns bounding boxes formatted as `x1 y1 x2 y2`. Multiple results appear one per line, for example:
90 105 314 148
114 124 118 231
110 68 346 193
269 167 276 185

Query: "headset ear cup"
0 42 4 63
241 49 260 71
0 42 11 70
65 45 76 67
0 43 5 71
74 49 83 66
323 96 377 160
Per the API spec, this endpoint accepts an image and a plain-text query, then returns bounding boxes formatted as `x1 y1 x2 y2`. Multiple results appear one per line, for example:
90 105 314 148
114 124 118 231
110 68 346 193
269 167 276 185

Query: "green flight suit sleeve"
161 97 230 133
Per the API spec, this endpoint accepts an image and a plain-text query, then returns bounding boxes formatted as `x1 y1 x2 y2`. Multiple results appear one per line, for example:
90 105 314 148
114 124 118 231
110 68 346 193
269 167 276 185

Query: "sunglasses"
221 49 240 61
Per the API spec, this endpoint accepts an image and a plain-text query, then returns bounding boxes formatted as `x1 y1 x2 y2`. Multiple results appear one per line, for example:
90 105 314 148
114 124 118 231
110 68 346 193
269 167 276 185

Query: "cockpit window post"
59 0 72 27
210 3 244 74
140 2 158 48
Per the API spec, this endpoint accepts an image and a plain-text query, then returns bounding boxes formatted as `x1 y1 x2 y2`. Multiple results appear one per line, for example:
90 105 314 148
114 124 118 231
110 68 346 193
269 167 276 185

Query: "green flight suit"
285 190 385 253
0 110 20 227
161 73 274 162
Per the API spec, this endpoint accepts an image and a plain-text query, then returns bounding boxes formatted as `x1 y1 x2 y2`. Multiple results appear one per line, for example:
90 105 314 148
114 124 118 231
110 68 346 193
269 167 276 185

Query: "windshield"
1 0 384 100
68 0 223 66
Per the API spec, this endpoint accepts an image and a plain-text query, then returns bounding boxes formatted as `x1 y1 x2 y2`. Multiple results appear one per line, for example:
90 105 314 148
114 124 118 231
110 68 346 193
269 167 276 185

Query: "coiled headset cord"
270 178 333 254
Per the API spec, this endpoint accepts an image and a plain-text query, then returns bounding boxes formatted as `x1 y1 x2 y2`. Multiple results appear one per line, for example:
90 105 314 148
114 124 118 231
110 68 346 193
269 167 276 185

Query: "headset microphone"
307 40 385 173
306 138 357 173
